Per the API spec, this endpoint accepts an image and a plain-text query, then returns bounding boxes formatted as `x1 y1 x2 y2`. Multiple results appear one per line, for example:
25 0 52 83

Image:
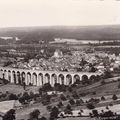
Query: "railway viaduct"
0 67 102 86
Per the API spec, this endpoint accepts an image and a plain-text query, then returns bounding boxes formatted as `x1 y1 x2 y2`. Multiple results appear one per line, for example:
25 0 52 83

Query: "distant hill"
0 25 120 42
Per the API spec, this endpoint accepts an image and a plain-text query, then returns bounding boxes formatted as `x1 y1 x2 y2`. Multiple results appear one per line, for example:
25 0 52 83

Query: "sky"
0 0 120 27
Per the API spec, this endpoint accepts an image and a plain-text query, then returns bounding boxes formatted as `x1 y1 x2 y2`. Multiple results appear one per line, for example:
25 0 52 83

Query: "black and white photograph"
0 0 120 120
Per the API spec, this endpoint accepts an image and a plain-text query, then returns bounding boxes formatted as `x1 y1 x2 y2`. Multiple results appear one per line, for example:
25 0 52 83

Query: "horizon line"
0 23 120 29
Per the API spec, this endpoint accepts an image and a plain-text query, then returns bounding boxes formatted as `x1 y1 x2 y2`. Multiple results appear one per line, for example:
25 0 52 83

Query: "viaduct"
0 67 102 87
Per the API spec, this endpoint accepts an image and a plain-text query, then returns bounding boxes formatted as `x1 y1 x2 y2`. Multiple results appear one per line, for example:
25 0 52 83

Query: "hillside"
0 25 120 41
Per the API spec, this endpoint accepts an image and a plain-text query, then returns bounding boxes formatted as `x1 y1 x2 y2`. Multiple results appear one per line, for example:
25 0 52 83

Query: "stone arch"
27 72 31 85
58 74 64 85
17 71 21 84
3 70 7 80
89 75 96 82
66 74 72 85
73 74 80 84
51 74 57 86
0 69 3 79
21 72 26 84
45 73 50 83
38 73 43 86
32 72 37 86
82 74 89 84
12 71 16 84
8 70 11 82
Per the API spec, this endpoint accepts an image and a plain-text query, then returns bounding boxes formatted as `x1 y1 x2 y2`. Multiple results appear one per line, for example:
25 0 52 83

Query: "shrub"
57 102 63 108
9 94 18 100
76 100 81 106
92 91 96 95
46 105 52 111
68 87 73 92
29 109 40 120
64 104 72 115
38 88 43 95
86 103 95 109
60 94 67 101
101 80 105 85
3 109 16 120
29 91 35 99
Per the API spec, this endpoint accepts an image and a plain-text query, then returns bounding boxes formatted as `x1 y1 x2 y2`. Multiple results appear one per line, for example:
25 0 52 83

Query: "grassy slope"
0 78 120 120
63 76 120 99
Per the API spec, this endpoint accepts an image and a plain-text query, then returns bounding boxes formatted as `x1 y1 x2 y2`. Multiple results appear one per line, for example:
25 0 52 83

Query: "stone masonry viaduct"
0 67 102 87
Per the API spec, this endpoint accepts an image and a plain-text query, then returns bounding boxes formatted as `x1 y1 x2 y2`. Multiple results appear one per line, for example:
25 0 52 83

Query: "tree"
118 82 120 89
19 92 30 104
64 104 73 115
38 88 43 96
92 109 99 117
39 116 47 120
69 99 75 105
46 105 52 111
100 110 114 117
54 83 61 91
3 109 16 120
50 106 59 120
112 94 118 100
72 92 79 99
101 96 106 101
29 109 40 120
9 93 18 100
42 83 53 92
104 70 112 79
41 94 51 105
80 58 87 66
76 100 81 106
89 67 97 72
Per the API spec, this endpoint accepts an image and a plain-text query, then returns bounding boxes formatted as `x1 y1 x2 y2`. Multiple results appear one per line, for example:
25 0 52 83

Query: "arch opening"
58 74 64 85
45 73 50 84
73 74 80 84
17 71 21 84
51 74 57 86
8 70 11 82
66 74 72 85
82 75 89 85
21 72 26 84
38 73 43 86
12 71 16 84
27 72 31 85
32 72 37 86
